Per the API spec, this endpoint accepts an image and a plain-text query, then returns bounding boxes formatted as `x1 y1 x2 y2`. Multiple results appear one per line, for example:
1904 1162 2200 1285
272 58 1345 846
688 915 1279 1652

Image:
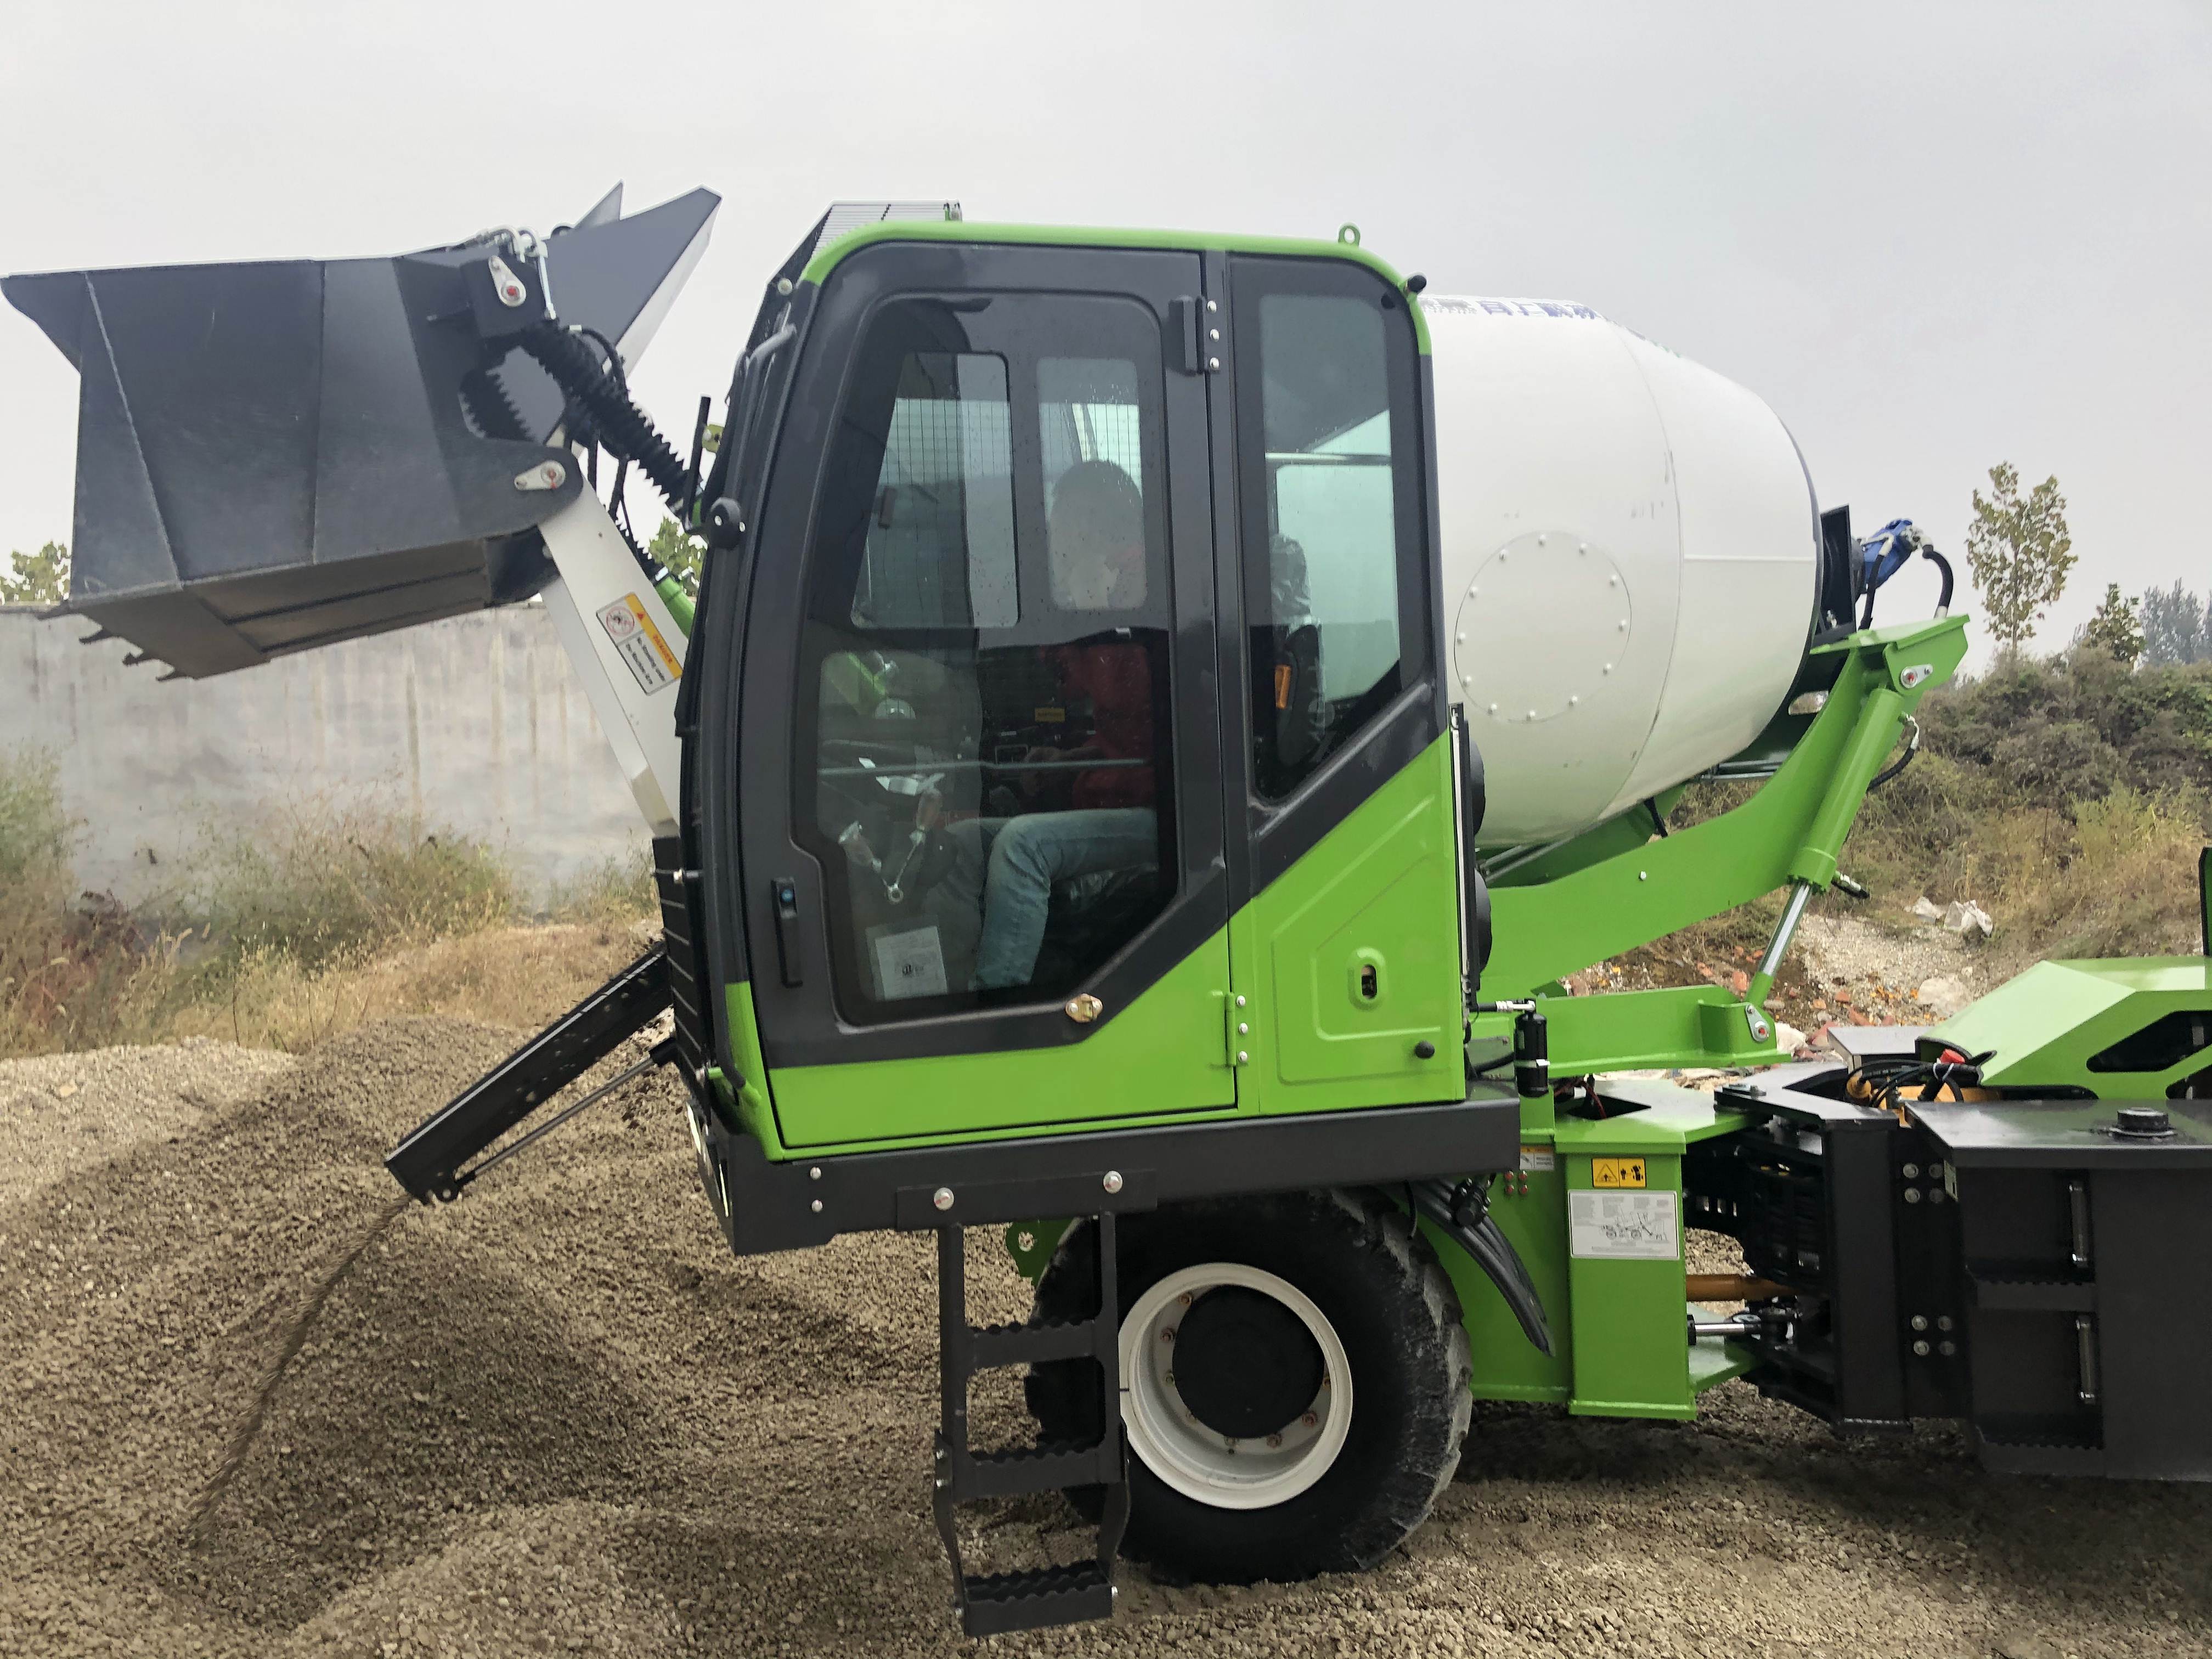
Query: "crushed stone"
3 1018 2207 1657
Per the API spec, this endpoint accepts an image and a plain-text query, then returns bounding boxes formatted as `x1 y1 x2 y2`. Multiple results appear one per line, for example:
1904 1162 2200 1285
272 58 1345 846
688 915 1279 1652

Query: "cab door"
734 240 1233 1151
1217 254 1465 1114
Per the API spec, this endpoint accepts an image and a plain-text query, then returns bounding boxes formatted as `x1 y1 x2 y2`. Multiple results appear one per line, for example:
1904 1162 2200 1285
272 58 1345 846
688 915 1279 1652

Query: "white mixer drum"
1420 296 1820 847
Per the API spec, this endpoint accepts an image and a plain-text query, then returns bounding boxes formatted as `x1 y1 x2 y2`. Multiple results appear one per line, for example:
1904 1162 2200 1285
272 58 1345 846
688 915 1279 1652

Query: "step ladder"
931 1214 1130 1637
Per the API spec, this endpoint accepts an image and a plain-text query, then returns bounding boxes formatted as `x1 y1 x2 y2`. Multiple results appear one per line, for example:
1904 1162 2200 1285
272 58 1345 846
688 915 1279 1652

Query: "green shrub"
1918 654 2212 799
0 747 72 898
0 748 173 1054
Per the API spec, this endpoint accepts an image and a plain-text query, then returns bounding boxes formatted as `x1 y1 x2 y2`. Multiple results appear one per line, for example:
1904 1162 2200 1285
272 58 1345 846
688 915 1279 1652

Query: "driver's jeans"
938 809 1158 990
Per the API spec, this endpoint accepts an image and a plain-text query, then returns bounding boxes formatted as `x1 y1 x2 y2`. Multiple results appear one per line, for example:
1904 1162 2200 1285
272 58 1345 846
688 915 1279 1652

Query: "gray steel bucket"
4 185 716 677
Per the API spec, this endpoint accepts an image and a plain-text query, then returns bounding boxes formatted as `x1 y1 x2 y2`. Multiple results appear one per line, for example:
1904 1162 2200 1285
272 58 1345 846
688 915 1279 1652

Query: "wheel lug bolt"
1178 1293 1193 1307
1266 1434 1283 1448
1160 1327 1176 1342
1301 1412 1318 1427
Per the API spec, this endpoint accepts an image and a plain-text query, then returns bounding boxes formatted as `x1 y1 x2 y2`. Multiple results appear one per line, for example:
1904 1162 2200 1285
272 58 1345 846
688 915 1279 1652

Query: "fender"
1411 1179 1553 1356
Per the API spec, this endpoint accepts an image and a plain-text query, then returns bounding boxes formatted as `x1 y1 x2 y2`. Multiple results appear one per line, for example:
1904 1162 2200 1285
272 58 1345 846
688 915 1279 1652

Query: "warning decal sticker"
598 594 680 695
1568 1190 1680 1260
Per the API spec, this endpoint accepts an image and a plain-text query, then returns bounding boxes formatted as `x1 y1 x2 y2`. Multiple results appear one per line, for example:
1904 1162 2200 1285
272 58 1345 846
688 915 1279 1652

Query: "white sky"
5 0 2209 658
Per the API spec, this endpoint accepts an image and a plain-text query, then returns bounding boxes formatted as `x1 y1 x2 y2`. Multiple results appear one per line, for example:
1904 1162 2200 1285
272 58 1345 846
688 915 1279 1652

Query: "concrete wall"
1 603 646 904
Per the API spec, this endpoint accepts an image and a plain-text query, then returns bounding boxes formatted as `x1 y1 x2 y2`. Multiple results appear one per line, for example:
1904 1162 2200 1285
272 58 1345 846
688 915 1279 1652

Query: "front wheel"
1024 1188 1469 1584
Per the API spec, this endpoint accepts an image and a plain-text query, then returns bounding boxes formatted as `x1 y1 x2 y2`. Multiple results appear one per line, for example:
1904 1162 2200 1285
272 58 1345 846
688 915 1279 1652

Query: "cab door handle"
771 877 804 987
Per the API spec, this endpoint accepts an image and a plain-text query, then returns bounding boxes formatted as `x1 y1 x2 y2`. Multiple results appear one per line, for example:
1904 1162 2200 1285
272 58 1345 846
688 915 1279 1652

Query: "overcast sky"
5 0 2209 657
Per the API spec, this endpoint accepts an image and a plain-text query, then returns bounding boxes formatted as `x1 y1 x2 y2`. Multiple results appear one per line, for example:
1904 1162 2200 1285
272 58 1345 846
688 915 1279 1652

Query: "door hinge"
1169 296 1202 376
1223 990 1251 1066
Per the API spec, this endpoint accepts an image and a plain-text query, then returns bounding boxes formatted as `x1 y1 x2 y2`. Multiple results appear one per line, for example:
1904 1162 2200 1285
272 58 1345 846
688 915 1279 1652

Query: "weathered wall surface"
1 604 645 903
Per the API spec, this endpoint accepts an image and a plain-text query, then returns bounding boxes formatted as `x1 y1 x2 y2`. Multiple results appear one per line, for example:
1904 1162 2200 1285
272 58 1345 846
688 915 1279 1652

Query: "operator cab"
687 212 1464 1149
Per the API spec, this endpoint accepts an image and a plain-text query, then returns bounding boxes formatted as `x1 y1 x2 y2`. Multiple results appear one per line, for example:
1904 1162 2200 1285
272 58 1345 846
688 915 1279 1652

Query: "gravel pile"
3 1019 2206 1657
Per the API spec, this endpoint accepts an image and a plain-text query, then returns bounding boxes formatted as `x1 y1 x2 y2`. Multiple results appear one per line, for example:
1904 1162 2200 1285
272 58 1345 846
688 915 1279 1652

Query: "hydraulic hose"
1922 547 1956 617
516 324 692 515
1866 715 1921 793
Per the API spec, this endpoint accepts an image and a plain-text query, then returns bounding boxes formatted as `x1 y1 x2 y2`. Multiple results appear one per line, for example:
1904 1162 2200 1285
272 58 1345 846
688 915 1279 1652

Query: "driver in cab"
936 459 1159 990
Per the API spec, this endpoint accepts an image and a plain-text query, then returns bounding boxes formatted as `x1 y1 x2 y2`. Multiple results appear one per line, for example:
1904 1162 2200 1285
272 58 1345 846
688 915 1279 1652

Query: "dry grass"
154 919 658 1053
0 748 657 1060
2030 786 2211 959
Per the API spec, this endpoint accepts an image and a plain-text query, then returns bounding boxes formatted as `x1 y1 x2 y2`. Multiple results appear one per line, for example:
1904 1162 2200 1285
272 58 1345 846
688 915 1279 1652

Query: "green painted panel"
1452 1090 1752 1416
1689 1332 1760 1393
1543 984 1781 1074
1242 735 1464 1113
799 219 1431 353
1548 1085 1750 1157
1004 1217 1071 1283
764 928 1236 1149
1488 787 1685 891
1562 1150 1695 1420
720 984 780 1149
1933 955 2212 1093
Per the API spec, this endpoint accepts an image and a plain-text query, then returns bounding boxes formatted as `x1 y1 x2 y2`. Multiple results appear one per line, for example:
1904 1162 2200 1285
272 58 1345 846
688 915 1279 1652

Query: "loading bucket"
3 185 717 677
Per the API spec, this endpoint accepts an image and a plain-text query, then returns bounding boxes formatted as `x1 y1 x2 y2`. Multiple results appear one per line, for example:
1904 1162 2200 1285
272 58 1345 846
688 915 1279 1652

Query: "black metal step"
385 944 672 1202
960 1562 1115 1639
957 1438 1116 1500
969 1315 1103 1369
932 1214 1128 1636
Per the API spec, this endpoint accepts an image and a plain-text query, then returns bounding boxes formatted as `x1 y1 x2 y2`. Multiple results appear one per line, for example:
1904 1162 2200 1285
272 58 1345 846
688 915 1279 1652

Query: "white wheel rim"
1119 1262 1352 1510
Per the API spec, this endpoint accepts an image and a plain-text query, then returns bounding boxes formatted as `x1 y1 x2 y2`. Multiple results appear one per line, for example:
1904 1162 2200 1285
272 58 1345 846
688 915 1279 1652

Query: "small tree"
647 518 704 591
0 541 69 605
2075 583 2143 665
1964 463 2073 661
2140 580 2210 667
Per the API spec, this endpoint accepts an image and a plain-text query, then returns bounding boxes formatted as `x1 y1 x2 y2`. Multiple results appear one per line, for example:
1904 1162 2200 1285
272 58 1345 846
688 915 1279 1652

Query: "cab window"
795 296 1178 1022
1240 280 1406 799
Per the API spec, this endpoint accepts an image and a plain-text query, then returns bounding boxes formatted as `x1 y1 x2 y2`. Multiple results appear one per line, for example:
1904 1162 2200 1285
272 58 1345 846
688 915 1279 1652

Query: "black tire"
1024 1188 1470 1584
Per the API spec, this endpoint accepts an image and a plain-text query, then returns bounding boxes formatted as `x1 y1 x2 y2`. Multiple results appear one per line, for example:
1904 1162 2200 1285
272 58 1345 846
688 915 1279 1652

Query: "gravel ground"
3 1019 2208 1658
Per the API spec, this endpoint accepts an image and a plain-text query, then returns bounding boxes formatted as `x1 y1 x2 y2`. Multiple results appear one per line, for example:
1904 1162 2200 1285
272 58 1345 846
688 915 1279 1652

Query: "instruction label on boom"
1568 1190 1679 1260
598 594 681 694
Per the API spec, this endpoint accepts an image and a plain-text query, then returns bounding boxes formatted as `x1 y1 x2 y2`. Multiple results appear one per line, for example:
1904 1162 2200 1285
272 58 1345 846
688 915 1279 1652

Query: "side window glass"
1248 290 1404 799
1040 357 1147 610
797 299 1177 1024
851 354 1017 628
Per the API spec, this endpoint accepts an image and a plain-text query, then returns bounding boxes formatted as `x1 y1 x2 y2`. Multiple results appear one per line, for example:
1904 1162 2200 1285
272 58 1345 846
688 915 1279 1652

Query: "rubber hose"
1921 546 1956 614
518 325 691 512
1866 715 1921 793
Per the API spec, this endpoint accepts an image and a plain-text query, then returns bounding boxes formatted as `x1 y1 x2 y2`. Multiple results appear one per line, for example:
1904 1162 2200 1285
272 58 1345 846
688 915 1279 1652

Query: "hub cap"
1120 1263 1352 1509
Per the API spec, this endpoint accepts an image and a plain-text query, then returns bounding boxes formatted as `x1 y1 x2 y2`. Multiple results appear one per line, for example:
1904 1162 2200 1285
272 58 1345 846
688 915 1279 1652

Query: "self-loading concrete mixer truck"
9 192 2211 1638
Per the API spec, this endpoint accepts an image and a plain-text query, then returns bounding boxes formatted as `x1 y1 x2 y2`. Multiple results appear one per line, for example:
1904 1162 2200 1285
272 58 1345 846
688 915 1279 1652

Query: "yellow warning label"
598 594 680 695
1592 1156 1647 1189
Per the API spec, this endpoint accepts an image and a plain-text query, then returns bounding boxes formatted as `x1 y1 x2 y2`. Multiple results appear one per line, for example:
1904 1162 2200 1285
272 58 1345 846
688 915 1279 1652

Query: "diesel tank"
1422 295 1823 847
